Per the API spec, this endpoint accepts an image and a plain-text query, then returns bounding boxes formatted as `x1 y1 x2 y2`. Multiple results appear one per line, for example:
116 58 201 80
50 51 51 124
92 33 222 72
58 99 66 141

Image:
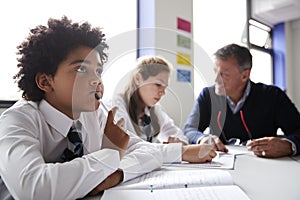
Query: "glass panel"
249 25 272 48
250 49 273 85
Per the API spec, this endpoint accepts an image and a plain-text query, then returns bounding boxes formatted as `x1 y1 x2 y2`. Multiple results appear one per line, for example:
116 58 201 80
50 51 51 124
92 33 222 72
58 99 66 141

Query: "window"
248 19 273 85
193 0 247 97
249 19 272 49
250 49 273 84
0 0 137 104
193 0 273 97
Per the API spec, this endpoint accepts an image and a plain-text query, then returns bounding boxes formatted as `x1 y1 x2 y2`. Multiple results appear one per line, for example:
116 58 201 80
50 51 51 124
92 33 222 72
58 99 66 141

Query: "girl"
113 55 216 164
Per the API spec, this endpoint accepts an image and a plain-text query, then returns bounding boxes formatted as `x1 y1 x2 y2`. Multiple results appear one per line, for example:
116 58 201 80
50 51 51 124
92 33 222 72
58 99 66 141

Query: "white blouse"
112 94 185 164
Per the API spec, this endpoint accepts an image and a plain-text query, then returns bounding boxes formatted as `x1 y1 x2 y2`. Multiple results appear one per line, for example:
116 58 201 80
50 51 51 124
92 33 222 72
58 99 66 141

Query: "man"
184 43 300 158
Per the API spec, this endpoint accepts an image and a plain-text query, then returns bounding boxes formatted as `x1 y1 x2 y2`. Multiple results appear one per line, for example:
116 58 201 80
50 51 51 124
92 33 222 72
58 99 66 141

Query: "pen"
208 127 213 145
208 133 212 145
95 93 118 124
95 93 130 136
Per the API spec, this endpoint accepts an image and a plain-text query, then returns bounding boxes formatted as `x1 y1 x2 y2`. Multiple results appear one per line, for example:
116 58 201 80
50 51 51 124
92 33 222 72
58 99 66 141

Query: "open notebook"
102 170 250 200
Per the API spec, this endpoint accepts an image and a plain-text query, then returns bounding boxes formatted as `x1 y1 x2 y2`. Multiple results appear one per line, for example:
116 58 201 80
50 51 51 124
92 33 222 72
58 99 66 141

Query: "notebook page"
102 185 250 200
113 169 233 190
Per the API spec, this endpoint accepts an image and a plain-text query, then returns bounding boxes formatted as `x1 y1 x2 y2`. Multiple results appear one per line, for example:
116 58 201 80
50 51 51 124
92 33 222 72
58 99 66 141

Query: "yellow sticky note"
177 52 191 66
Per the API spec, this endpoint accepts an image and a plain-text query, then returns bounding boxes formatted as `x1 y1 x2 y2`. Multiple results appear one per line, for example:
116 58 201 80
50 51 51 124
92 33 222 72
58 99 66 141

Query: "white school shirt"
112 94 183 163
137 106 189 144
0 99 162 200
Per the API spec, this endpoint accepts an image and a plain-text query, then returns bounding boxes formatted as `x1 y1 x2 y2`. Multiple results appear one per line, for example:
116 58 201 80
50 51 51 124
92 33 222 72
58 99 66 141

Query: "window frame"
247 0 274 85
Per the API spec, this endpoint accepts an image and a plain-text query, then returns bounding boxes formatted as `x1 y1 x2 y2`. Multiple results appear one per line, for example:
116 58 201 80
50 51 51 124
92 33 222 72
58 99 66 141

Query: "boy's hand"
102 110 129 158
89 170 123 196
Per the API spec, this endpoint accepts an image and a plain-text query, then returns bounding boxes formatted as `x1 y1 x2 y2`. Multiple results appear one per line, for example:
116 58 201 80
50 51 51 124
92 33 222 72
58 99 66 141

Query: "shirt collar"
39 99 74 137
138 107 151 127
144 106 151 116
227 80 251 113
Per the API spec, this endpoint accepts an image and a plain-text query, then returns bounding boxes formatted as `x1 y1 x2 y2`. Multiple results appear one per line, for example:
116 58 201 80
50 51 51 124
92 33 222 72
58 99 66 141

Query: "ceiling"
252 0 300 26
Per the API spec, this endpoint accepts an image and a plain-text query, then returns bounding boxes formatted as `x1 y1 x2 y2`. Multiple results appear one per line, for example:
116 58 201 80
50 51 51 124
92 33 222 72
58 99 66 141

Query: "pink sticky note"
177 17 191 33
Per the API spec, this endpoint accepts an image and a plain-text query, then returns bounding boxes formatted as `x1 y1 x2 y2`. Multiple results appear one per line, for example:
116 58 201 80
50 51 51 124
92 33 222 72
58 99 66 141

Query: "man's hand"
199 135 228 153
247 137 293 158
182 144 217 163
89 170 124 196
102 110 129 158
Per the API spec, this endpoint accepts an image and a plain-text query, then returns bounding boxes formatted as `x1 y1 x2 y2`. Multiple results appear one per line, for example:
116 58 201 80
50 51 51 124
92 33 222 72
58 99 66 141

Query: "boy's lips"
95 93 100 100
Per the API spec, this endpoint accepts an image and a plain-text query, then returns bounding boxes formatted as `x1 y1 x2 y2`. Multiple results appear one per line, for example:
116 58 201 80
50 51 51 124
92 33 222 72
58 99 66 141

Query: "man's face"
214 57 249 101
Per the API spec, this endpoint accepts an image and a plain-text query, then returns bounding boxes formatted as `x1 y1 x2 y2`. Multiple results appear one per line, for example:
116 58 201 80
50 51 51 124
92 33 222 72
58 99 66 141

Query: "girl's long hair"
123 56 172 124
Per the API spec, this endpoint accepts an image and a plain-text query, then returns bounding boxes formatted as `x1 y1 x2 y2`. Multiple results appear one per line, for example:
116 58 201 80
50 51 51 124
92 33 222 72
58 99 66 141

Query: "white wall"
286 18 300 109
153 0 194 128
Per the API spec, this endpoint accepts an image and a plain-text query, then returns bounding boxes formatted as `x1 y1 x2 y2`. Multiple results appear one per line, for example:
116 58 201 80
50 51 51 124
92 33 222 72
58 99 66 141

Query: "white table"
229 146 300 200
86 145 300 200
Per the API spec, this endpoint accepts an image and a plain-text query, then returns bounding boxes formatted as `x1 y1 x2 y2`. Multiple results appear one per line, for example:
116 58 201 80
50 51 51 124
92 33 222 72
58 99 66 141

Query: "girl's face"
137 71 169 107
42 46 103 119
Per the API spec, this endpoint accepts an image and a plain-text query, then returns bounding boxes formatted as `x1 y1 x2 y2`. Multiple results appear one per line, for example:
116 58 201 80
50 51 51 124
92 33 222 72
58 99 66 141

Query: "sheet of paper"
226 145 255 155
102 185 250 200
113 169 233 190
163 152 235 169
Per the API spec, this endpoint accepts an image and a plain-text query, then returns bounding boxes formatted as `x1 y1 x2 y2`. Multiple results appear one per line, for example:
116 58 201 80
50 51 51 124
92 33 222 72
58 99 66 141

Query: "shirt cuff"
196 135 209 144
282 138 297 155
89 148 120 173
162 143 182 163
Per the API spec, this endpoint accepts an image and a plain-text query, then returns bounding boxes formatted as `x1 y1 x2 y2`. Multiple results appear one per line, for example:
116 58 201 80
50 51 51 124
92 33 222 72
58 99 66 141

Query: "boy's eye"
96 68 103 77
76 65 87 73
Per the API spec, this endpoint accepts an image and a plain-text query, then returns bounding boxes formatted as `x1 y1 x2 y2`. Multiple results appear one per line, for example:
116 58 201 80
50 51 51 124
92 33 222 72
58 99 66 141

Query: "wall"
139 0 194 128
155 0 194 128
286 18 300 109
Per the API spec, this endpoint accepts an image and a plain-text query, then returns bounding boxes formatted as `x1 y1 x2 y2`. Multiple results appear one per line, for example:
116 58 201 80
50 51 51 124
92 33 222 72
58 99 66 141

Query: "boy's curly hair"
14 16 108 101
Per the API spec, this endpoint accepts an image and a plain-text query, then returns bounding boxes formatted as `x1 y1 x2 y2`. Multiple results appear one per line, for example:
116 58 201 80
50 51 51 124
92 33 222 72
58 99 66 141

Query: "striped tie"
61 121 83 161
143 114 152 142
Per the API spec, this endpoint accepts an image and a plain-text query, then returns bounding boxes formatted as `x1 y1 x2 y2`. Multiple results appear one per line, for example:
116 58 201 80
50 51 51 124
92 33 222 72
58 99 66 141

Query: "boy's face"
45 46 103 119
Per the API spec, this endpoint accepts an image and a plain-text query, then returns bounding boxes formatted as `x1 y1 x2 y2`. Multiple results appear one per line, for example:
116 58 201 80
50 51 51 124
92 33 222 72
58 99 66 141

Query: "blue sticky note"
177 69 191 82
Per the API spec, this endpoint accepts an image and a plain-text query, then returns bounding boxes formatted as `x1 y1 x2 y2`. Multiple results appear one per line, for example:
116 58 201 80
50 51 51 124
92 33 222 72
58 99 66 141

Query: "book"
102 169 250 200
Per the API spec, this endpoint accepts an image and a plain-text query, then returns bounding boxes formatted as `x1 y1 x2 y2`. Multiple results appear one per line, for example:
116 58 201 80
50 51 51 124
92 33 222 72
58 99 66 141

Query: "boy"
0 16 162 199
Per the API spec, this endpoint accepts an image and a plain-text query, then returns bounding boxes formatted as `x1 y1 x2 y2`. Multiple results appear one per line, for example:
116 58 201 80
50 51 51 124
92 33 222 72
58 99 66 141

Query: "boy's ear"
35 73 53 92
